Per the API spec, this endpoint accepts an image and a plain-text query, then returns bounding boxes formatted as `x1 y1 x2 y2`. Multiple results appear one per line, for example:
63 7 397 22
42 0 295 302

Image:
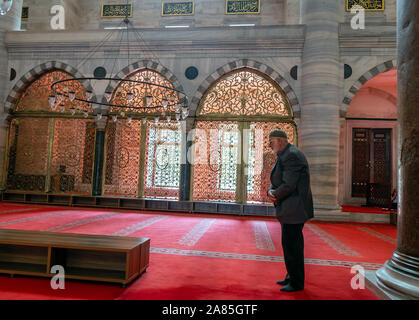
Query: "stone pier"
299 0 343 218
0 0 22 189
366 0 419 300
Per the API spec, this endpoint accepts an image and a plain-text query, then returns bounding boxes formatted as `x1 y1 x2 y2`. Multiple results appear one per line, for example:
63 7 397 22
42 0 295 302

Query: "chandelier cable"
49 15 189 121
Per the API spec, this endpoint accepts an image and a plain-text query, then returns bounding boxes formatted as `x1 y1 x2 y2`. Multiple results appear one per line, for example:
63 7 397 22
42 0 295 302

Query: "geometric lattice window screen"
198 68 291 117
143 121 181 199
6 69 93 193
6 118 50 191
104 120 142 197
246 122 296 204
50 119 95 194
193 68 296 204
217 124 239 192
6 118 95 194
15 70 92 113
110 68 179 114
192 121 238 202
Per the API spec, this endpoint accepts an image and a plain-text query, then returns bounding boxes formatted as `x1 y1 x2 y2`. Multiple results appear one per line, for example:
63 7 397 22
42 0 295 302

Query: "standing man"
267 129 314 292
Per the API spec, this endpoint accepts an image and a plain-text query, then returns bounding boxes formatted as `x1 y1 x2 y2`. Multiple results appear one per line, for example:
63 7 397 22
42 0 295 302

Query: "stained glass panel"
198 68 291 117
143 121 181 199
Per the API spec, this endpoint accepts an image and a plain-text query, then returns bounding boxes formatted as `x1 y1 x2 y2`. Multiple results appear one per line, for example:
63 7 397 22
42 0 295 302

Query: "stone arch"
341 59 397 117
103 60 185 104
189 59 300 118
4 61 95 113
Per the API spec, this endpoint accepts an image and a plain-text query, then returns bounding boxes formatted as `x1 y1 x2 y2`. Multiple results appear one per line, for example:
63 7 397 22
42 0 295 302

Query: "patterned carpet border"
357 227 397 245
0 208 46 215
306 223 362 257
112 216 168 236
178 218 216 246
150 247 383 270
45 212 120 232
0 210 78 227
253 221 276 251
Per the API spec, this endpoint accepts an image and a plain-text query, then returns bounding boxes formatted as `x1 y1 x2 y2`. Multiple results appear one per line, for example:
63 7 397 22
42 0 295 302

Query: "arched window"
143 121 181 199
6 70 94 194
199 68 290 117
16 70 91 113
110 69 179 114
104 69 181 199
192 68 296 204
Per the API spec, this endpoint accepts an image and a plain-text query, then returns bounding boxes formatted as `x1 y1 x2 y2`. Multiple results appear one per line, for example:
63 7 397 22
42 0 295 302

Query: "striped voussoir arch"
103 60 186 105
341 59 397 117
188 59 300 118
3 61 96 114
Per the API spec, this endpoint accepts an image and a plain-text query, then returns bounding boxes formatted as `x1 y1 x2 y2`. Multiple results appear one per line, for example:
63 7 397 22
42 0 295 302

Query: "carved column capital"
94 116 107 131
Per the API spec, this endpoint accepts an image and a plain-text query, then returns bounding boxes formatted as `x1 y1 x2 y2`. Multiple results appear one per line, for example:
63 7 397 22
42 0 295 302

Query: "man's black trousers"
281 223 305 289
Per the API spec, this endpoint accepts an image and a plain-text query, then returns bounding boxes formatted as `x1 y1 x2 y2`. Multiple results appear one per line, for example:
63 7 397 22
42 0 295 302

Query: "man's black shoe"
276 279 290 286
280 284 303 292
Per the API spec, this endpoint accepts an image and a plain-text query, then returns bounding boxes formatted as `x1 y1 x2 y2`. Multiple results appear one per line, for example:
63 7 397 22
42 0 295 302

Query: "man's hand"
268 190 277 205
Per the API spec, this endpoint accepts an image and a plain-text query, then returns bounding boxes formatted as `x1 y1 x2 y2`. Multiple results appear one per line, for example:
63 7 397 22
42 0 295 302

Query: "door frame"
343 119 397 206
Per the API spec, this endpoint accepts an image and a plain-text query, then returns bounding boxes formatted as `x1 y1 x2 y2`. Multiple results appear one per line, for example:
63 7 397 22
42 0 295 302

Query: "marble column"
91 117 107 196
0 0 22 191
179 118 194 201
299 0 343 212
374 0 419 299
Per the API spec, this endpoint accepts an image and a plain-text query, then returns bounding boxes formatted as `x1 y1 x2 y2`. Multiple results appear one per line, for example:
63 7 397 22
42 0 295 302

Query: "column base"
368 250 419 300
313 208 349 222
312 204 391 223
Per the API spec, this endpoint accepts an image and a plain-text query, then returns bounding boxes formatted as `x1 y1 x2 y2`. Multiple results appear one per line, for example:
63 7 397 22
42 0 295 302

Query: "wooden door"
352 128 370 198
352 128 392 207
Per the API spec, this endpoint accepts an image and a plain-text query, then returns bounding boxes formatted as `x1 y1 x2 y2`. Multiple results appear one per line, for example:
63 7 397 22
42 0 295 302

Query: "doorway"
351 128 392 207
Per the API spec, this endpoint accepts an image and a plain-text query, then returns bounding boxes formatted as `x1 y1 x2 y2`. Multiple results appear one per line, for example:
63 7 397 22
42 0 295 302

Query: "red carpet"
0 201 397 300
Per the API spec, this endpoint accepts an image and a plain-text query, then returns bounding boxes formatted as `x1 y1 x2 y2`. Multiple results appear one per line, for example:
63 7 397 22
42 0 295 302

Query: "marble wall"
21 0 297 30
3 24 304 115
1 0 398 213
23 0 81 31
0 0 22 188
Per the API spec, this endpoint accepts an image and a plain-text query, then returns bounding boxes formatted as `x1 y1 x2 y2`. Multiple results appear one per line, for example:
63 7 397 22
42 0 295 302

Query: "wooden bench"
0 229 150 287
